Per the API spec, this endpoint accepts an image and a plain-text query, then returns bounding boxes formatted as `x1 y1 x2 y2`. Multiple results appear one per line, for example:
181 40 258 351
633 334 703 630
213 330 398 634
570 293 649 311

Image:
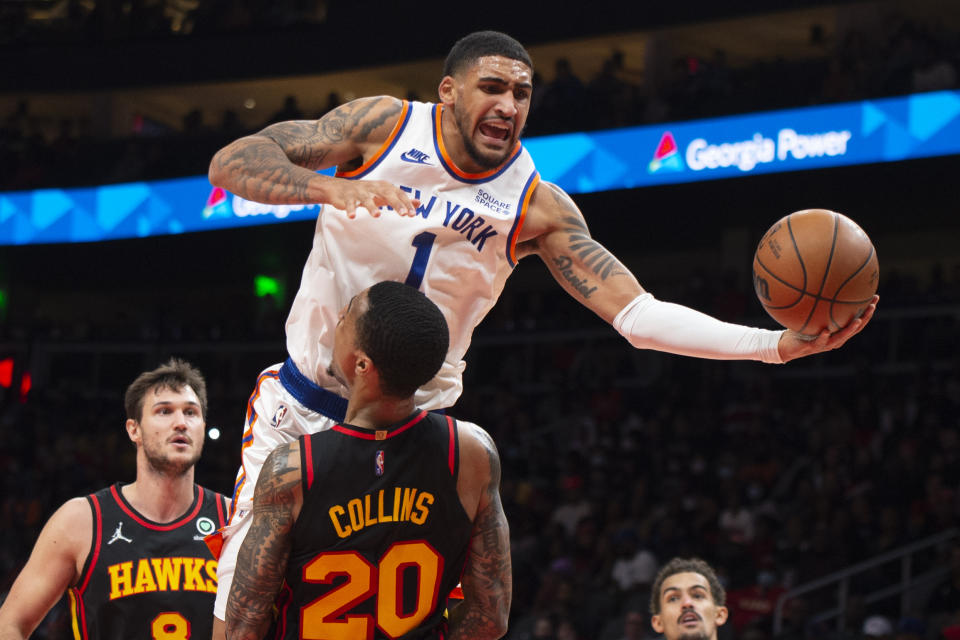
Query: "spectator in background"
615 608 652 640
911 38 958 93
550 475 592 539
265 94 303 126
538 57 586 132
894 617 925 640
726 567 786 634
862 615 894 640
611 529 657 596
315 90 342 118
587 53 635 128
718 488 755 546
649 557 728 640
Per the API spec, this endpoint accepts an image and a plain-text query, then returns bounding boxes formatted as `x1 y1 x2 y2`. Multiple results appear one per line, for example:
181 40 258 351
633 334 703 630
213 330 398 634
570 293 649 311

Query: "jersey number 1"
404 232 436 289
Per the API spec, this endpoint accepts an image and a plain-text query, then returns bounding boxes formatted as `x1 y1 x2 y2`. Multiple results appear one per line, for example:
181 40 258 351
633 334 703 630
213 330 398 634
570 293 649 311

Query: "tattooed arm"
226 442 303 640
208 95 417 218
516 181 876 362
449 423 511 640
517 181 644 323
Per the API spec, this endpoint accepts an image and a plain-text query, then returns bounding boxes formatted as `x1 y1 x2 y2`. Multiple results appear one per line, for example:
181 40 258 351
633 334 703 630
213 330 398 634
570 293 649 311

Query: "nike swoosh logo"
400 151 431 164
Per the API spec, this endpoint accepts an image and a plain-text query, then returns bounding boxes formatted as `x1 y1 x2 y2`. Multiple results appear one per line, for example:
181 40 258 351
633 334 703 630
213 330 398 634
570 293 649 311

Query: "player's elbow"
0 618 33 640
465 614 508 640
224 623 262 640
481 599 510 639
490 615 509 639
208 149 229 188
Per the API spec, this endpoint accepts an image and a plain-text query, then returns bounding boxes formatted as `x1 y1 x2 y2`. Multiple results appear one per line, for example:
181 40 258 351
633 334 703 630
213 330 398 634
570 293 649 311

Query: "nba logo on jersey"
270 404 288 427
375 450 385 476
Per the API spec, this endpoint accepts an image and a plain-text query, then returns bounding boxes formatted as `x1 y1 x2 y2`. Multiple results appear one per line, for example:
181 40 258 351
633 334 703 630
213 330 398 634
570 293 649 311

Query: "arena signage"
1 90 958 245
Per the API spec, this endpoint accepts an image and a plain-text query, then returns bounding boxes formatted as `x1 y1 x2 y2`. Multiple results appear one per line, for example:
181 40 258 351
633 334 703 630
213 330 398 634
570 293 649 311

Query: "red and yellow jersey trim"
332 410 428 440
303 429 315 490
446 416 456 476
70 495 103 639
110 484 204 531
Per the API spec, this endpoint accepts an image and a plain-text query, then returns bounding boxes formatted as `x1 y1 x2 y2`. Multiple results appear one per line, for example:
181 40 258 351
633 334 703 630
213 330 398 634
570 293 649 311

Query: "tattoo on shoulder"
323 98 401 144
260 98 402 170
479 431 502 490
547 184 586 224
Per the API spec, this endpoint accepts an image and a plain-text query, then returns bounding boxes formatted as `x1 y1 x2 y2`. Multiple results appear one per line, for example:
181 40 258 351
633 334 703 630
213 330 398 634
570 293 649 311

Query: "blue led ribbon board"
2 90 958 245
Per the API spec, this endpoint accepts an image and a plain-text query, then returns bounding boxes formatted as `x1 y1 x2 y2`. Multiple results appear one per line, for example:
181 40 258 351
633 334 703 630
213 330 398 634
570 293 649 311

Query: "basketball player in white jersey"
207 31 877 636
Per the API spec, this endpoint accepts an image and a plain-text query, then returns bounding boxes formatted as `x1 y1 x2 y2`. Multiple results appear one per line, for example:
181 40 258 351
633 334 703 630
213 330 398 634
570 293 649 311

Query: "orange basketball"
752 209 878 336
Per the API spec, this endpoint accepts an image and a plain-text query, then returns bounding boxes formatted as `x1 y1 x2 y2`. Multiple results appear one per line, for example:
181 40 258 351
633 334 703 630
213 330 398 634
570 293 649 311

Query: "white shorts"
213 360 344 619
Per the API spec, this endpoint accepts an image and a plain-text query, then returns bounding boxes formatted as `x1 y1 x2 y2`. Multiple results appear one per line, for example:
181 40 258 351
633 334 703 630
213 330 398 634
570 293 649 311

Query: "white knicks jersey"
285 100 540 410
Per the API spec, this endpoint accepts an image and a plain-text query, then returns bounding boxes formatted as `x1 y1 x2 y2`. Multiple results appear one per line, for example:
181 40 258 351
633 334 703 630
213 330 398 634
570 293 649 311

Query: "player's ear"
715 606 728 626
125 418 141 444
438 76 457 105
354 352 372 376
650 614 664 634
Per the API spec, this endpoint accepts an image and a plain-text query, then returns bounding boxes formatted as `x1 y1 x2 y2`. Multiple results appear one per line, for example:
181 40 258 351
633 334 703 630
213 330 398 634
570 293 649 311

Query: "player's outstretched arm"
208 96 417 218
0 498 89 640
225 441 302 640
448 424 511 640
517 181 871 363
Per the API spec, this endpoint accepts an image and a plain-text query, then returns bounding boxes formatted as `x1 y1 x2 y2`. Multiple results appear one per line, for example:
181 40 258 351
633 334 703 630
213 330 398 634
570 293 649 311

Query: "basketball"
752 209 879 336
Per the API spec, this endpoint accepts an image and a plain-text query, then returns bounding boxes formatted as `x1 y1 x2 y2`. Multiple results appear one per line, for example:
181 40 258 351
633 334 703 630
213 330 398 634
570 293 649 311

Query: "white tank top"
284 100 540 410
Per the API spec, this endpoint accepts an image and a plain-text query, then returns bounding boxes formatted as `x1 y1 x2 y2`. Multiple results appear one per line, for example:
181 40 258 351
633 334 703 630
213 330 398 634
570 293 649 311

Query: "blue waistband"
278 358 348 422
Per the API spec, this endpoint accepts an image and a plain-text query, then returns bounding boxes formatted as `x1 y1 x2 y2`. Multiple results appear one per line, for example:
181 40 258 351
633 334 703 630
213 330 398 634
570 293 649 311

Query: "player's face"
651 572 728 640
130 385 205 477
328 291 367 389
441 55 532 170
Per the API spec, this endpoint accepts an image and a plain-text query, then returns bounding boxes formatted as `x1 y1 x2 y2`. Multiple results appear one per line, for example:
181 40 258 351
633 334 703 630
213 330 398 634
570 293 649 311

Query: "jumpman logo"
107 522 133 545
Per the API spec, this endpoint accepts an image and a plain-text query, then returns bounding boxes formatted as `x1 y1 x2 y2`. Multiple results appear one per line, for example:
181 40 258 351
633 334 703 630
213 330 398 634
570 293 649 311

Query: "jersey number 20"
301 541 442 639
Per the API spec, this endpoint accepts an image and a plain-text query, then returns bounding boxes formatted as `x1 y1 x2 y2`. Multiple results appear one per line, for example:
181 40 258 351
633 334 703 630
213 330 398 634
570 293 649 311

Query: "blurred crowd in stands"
1 6 959 191
0 0 330 43
1 256 959 639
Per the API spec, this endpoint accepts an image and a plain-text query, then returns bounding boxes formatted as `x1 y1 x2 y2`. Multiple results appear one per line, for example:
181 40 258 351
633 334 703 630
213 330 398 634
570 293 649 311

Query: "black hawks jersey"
271 411 473 640
68 483 230 640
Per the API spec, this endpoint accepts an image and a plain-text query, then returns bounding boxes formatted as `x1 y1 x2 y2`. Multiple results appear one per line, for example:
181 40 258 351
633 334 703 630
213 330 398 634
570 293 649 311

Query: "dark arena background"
1 1 959 638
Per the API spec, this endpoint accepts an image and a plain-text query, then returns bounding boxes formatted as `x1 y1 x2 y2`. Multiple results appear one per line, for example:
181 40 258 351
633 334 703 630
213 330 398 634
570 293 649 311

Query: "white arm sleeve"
612 293 784 364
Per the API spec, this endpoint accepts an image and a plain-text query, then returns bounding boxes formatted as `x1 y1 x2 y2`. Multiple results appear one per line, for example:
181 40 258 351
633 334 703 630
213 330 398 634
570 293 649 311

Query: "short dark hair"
650 557 726 615
356 281 449 398
124 358 208 421
443 30 533 78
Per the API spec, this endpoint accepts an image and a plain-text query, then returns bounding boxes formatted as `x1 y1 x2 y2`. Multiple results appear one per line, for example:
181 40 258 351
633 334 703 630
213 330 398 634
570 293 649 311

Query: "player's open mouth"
679 612 700 625
170 435 191 445
478 121 511 141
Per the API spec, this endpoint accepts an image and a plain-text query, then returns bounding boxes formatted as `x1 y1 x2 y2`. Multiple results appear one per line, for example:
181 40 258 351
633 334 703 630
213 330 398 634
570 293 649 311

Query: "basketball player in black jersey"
0 359 230 640
226 281 511 640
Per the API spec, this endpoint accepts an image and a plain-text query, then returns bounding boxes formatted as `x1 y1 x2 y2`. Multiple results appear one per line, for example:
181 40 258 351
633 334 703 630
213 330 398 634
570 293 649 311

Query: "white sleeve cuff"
612 293 784 364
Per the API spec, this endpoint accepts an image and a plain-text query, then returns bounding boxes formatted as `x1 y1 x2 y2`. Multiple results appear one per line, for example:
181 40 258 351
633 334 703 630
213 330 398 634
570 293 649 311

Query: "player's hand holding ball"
752 209 879 362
